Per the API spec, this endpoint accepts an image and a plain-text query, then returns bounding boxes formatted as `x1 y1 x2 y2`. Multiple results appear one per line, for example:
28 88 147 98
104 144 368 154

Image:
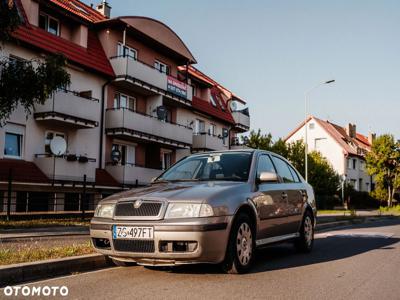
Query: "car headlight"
165 203 214 219
94 204 114 218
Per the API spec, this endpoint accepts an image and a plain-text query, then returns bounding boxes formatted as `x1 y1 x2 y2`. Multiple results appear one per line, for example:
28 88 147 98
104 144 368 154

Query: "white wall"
286 117 372 192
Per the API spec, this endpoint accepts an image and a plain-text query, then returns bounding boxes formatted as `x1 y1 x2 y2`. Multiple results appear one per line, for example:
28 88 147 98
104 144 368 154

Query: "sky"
86 0 400 140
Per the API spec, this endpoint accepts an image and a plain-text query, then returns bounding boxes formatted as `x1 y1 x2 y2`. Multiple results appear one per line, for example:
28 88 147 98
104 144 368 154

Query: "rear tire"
222 213 255 274
295 211 314 253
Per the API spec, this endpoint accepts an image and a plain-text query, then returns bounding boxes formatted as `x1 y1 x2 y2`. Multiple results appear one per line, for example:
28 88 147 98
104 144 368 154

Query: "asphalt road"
4 218 400 300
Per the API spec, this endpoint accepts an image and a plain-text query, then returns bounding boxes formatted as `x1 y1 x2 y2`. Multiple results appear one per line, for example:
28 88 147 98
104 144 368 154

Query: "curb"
0 231 89 242
0 254 110 288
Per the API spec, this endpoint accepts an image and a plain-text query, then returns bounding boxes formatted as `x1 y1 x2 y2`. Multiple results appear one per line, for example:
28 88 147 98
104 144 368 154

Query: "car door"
253 154 289 239
270 156 304 234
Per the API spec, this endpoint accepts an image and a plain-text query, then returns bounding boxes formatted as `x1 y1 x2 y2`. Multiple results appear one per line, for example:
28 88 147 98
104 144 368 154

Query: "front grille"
114 201 162 217
113 239 155 253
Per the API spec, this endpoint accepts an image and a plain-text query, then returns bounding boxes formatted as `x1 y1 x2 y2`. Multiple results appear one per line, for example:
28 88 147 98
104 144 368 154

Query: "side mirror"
258 171 278 183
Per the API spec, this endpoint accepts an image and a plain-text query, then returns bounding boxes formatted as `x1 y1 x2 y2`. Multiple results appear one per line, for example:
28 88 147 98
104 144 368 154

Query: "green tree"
308 151 341 196
245 129 340 198
366 134 400 207
244 129 273 150
0 1 71 123
0 0 21 46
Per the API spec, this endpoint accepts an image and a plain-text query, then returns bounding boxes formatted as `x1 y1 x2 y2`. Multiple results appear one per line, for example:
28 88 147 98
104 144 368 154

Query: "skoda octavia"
91 150 316 273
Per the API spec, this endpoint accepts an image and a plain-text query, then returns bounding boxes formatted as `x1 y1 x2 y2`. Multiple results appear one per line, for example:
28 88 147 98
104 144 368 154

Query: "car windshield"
155 152 253 182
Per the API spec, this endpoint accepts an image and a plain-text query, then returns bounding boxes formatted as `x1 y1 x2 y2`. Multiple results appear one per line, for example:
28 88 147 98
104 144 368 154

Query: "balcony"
231 110 250 132
106 163 163 186
192 133 228 151
34 154 97 183
105 108 193 148
110 56 192 103
34 90 99 129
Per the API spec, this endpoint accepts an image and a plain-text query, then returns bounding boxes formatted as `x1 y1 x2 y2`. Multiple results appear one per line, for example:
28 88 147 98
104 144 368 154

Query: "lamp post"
304 79 335 182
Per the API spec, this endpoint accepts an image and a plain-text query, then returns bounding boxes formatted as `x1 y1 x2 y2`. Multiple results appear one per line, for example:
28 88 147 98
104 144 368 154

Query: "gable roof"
13 0 114 77
285 116 372 157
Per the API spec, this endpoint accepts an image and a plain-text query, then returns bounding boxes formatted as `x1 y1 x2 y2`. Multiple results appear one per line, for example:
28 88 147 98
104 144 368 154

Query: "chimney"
96 1 111 18
368 132 376 145
346 123 356 138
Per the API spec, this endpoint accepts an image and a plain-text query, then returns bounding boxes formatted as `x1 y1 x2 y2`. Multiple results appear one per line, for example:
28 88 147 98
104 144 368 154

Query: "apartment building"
285 116 374 192
0 0 250 213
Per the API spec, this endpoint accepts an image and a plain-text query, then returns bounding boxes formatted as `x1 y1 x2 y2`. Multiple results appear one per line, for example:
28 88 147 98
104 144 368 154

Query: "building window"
39 13 60 36
309 123 315 129
359 161 365 171
114 92 136 111
112 143 135 165
154 60 170 75
161 150 172 170
194 119 205 134
117 42 137 59
352 159 357 169
210 94 217 107
4 132 22 158
45 131 66 154
209 124 216 136
191 85 197 97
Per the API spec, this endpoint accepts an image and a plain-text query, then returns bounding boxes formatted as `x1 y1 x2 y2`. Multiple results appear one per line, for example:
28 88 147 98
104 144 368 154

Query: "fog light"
159 241 198 252
93 238 111 250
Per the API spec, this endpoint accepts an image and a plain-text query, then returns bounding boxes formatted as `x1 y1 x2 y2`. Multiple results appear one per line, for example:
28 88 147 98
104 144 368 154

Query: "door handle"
281 192 288 199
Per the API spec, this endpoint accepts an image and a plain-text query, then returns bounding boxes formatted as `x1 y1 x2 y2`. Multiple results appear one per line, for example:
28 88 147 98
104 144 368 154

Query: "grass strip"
0 241 94 265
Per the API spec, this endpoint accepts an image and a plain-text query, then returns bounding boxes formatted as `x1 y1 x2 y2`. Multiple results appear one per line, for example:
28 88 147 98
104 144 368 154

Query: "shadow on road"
161 218 400 275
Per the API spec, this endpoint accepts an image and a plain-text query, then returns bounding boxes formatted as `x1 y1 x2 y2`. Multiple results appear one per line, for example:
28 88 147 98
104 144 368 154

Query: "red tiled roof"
13 25 114 77
49 0 106 23
192 96 235 125
95 169 120 187
179 66 246 104
0 159 49 183
13 0 114 77
285 116 371 157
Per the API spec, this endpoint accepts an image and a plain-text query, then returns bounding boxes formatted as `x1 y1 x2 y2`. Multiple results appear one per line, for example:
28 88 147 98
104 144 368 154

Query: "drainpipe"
99 79 112 169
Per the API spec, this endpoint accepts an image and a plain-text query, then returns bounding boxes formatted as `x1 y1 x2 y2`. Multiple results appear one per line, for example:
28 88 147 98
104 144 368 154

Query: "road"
4 218 400 300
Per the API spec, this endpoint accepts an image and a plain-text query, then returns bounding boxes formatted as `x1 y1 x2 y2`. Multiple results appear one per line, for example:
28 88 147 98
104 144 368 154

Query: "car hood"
101 181 247 204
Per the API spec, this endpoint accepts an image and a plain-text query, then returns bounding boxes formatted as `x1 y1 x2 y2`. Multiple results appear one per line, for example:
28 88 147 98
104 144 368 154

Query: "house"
285 116 374 192
0 0 250 214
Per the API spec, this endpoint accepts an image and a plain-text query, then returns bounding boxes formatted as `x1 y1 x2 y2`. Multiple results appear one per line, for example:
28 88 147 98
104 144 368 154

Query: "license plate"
113 226 154 240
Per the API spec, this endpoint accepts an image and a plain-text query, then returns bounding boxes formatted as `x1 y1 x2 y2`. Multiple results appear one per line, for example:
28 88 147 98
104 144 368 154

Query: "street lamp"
304 79 335 182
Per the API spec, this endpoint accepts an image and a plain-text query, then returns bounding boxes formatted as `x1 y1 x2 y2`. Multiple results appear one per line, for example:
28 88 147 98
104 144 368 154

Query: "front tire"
222 213 255 274
295 211 314 253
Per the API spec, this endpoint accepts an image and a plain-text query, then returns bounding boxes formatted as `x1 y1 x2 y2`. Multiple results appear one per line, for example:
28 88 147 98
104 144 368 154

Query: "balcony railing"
231 110 250 131
105 108 193 148
105 163 163 186
34 154 97 183
192 133 228 151
110 56 193 102
34 90 100 128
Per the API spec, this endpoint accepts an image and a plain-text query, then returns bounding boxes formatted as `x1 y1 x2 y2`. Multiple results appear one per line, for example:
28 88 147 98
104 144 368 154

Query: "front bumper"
90 216 233 266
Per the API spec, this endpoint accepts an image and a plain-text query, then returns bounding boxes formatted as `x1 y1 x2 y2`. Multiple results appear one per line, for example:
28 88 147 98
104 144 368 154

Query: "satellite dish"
230 101 238 111
111 149 121 163
50 136 67 156
156 106 167 120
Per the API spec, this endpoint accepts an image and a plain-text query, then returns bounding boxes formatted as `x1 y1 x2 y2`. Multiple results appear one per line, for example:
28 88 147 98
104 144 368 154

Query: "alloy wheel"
236 222 253 266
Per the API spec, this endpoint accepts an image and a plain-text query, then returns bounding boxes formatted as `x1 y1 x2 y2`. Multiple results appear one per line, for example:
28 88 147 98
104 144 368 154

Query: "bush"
315 194 342 210
347 191 381 209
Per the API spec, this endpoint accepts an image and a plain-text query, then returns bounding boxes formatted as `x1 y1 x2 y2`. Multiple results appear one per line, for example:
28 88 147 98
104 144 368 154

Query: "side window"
256 155 276 179
288 165 301 183
271 156 295 183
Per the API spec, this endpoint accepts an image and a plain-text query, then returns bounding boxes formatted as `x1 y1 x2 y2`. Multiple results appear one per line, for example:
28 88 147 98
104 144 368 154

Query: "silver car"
91 150 316 274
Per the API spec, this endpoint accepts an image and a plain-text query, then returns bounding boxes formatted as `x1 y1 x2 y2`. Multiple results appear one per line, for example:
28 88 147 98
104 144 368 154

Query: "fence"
0 170 114 220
